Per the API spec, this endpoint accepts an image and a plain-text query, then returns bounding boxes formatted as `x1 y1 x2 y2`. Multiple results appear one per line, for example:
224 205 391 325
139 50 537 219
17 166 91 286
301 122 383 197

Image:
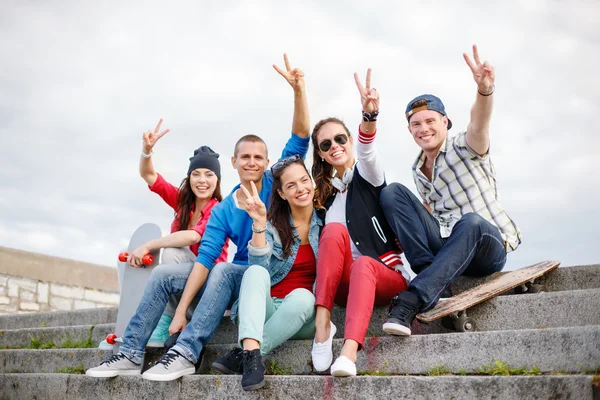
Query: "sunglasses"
318 133 348 152
271 154 301 174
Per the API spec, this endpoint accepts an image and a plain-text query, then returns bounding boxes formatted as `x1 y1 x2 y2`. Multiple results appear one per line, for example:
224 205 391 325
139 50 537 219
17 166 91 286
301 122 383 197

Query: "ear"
277 188 286 200
231 156 236 169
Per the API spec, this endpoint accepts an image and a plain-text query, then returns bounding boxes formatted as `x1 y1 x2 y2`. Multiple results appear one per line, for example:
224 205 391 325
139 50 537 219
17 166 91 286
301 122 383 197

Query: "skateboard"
416 260 560 332
111 223 162 353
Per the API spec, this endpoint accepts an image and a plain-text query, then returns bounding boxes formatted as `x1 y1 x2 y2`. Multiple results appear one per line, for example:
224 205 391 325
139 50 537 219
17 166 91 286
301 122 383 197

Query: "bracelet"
362 109 379 122
478 85 495 97
251 223 267 234
141 149 154 158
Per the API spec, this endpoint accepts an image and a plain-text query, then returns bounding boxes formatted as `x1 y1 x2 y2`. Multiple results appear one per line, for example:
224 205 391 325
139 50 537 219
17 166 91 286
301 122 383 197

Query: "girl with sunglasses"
310 70 411 376
212 155 322 391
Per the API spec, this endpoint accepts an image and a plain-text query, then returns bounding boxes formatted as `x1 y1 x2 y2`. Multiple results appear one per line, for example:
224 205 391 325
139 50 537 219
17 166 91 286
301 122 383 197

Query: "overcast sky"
0 0 598 273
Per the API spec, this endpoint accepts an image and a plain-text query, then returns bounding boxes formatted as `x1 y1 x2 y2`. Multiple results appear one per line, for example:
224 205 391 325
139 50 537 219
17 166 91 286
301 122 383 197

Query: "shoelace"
101 353 128 366
242 352 259 372
388 296 417 320
157 352 179 367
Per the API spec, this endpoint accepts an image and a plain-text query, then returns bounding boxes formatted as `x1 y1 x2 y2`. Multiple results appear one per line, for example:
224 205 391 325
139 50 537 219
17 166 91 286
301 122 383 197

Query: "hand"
354 68 379 113
169 312 187 336
142 118 170 154
463 44 495 94
128 245 150 267
240 181 267 225
273 53 305 92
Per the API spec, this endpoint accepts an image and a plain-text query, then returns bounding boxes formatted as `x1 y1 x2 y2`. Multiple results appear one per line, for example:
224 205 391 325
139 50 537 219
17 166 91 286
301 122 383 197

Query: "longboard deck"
417 260 560 323
113 223 162 352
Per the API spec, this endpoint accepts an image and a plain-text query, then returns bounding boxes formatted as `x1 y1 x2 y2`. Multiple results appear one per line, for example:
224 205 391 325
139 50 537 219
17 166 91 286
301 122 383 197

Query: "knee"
286 289 316 314
321 222 349 240
350 257 376 277
242 265 270 284
456 213 487 233
149 263 172 282
380 183 410 208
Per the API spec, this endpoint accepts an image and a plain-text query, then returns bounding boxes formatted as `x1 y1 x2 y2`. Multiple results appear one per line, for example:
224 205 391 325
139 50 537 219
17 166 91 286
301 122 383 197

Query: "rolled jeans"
380 183 507 311
171 262 248 364
238 265 316 355
118 260 203 364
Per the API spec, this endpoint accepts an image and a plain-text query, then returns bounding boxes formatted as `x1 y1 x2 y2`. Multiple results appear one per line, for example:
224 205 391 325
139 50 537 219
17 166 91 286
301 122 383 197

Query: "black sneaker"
382 290 422 336
241 349 266 391
212 347 244 375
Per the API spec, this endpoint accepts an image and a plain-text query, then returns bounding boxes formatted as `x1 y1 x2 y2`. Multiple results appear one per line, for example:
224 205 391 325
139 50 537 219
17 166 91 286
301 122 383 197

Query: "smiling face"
189 168 218 200
231 140 269 184
316 122 354 170
277 162 314 210
407 109 449 153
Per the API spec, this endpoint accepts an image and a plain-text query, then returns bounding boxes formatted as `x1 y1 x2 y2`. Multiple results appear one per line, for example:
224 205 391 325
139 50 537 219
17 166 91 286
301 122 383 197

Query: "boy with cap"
86 54 311 381
380 45 522 336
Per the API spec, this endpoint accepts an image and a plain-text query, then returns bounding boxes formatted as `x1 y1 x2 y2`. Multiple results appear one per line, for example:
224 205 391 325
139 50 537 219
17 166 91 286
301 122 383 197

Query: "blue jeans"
171 262 248 364
237 265 316 355
119 261 202 364
380 183 507 311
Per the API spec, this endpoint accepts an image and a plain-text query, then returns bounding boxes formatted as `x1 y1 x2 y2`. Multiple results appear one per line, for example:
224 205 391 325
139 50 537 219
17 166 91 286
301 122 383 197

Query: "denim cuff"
170 344 197 364
247 241 271 257
118 346 145 365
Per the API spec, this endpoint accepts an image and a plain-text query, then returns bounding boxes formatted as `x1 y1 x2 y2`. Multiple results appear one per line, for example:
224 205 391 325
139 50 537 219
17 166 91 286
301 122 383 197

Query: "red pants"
315 223 408 349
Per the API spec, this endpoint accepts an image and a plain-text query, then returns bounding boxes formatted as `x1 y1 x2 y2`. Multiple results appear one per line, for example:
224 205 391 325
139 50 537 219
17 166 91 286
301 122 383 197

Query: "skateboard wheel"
106 333 117 344
118 252 129 262
141 254 154 265
454 316 476 332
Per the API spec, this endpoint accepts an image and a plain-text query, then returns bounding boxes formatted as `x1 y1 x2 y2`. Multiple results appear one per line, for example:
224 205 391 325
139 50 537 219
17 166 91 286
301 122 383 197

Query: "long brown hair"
174 174 223 231
267 158 311 258
310 117 352 209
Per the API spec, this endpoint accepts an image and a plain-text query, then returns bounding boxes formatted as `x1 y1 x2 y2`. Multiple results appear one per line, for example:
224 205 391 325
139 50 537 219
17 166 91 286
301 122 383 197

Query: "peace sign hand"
240 181 267 224
273 53 305 92
354 68 379 113
463 45 495 95
142 119 170 154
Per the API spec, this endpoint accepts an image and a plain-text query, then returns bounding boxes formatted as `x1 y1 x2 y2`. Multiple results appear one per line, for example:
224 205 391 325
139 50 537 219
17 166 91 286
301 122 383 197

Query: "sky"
0 0 598 273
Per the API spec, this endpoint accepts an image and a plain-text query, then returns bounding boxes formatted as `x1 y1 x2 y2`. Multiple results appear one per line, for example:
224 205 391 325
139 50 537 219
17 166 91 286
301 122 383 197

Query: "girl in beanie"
127 118 228 347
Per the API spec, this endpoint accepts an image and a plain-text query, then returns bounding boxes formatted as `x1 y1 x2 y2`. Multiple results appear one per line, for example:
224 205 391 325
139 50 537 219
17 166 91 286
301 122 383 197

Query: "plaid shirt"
412 131 522 252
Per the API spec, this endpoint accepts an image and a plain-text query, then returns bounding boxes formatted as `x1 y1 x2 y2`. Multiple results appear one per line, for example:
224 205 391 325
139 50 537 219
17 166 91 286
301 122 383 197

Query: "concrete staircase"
1 264 599 399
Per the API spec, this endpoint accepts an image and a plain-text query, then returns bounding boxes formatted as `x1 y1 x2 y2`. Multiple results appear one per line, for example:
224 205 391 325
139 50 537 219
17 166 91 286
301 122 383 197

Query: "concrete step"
0 307 117 330
1 264 596 331
2 325 598 376
0 323 114 349
3 288 599 349
0 373 597 400
452 264 600 294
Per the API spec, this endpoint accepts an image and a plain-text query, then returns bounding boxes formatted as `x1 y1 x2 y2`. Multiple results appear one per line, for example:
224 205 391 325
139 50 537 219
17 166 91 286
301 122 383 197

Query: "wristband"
252 223 267 234
478 85 495 97
141 149 154 158
362 109 379 122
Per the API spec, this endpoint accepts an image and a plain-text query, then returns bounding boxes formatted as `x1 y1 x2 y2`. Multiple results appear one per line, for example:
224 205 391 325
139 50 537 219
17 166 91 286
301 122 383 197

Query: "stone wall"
0 247 119 315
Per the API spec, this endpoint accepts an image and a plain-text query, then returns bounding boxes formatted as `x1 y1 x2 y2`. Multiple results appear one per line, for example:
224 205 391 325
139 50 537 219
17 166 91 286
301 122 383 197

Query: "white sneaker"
85 353 141 377
142 350 196 381
330 355 356 377
311 322 337 372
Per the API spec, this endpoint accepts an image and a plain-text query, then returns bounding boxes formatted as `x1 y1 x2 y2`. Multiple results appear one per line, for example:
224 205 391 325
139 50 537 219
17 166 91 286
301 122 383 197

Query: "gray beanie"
188 146 221 179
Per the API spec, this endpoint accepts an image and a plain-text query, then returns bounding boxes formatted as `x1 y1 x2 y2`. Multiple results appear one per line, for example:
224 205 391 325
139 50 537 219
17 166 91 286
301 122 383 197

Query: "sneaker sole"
142 367 196 381
242 378 265 391
211 362 241 375
331 368 356 377
146 341 166 348
85 369 141 378
382 322 412 336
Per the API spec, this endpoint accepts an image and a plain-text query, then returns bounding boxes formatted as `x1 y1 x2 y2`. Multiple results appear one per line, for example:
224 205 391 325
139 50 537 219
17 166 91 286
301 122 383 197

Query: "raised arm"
464 45 495 156
354 68 385 187
139 118 170 186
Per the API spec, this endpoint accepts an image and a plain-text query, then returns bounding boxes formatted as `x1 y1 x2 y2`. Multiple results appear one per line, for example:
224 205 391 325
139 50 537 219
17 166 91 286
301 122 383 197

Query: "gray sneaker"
142 350 196 381
86 353 141 377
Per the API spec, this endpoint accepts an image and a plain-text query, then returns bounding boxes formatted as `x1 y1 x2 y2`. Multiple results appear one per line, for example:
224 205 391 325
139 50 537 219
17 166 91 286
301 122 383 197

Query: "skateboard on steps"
109 223 162 354
416 260 561 332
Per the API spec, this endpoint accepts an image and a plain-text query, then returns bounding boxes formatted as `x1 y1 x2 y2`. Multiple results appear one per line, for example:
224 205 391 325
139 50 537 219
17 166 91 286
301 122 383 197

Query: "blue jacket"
230 208 323 322
194 133 310 269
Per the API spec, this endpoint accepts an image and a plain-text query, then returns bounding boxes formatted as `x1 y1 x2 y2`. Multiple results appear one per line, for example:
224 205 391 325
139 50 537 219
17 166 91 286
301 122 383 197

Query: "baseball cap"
405 94 452 129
